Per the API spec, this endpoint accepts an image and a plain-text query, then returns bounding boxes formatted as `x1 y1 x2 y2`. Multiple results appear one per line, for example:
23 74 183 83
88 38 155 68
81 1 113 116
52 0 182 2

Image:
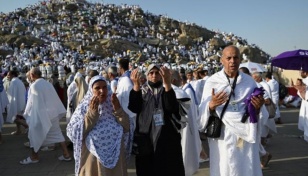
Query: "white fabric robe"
24 78 66 152
199 70 262 176
190 79 202 105
258 82 277 136
6 77 26 123
179 84 201 176
66 81 77 122
298 87 308 142
110 79 118 93
66 73 82 122
116 74 135 118
267 79 280 118
259 81 277 133
199 76 210 105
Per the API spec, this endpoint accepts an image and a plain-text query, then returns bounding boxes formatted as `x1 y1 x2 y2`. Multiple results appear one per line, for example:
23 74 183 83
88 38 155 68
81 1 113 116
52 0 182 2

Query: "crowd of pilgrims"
0 50 295 175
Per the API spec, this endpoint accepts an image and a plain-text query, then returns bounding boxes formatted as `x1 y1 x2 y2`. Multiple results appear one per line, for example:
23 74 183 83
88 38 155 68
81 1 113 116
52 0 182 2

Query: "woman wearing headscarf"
128 64 185 176
67 75 134 176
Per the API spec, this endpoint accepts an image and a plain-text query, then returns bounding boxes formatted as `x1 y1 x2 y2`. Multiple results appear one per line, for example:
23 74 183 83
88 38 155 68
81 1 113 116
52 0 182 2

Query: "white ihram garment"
190 79 202 105
176 84 201 176
259 81 277 134
24 78 66 152
66 72 82 122
6 77 26 123
267 79 280 119
116 73 135 122
199 70 262 176
298 87 308 142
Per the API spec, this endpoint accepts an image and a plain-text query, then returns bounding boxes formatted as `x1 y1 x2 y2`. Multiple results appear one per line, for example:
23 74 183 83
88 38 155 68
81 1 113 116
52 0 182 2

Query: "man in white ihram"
297 70 308 141
19 67 71 164
199 46 264 176
6 70 27 135
116 59 135 127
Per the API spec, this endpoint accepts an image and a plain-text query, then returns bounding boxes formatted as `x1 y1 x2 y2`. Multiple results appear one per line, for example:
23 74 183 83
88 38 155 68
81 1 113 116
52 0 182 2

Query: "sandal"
20 157 39 165
58 155 72 161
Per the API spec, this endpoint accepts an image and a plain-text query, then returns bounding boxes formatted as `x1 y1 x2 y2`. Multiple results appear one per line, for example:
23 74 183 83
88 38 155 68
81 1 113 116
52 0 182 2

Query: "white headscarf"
67 76 133 174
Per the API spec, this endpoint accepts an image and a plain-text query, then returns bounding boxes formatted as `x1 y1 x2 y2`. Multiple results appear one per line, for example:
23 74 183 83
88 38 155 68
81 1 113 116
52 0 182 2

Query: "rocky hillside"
0 0 270 64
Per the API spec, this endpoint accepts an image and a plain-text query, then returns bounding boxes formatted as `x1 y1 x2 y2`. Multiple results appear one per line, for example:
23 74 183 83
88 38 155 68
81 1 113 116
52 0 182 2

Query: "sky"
0 0 307 57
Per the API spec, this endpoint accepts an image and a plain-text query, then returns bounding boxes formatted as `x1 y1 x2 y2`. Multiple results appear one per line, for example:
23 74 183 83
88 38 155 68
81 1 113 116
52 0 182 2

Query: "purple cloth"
244 87 264 123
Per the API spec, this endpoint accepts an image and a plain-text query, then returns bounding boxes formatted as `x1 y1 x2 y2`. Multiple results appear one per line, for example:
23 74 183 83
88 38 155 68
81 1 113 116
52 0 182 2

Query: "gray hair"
107 66 118 76
251 71 262 78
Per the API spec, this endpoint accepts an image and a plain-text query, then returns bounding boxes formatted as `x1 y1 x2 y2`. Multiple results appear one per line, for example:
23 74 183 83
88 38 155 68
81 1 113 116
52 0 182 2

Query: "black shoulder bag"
205 72 238 138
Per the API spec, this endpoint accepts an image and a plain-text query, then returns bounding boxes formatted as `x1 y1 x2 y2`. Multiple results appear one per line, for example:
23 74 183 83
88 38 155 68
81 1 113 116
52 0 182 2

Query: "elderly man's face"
147 67 161 83
221 47 241 77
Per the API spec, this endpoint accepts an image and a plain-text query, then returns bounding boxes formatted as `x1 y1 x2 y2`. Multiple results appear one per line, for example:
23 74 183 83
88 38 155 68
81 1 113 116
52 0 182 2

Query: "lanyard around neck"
224 72 238 98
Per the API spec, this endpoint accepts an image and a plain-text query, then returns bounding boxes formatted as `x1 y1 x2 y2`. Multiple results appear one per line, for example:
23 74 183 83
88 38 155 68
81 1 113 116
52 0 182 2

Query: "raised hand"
130 68 140 91
159 66 172 91
89 96 100 112
209 88 229 111
111 93 121 111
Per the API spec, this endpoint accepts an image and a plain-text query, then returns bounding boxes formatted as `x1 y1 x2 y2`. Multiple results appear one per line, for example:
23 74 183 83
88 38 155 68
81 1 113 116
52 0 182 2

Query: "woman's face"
92 80 108 103
147 67 161 83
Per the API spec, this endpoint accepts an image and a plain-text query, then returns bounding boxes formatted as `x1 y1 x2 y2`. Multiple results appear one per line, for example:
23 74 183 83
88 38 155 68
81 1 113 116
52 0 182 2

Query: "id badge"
230 101 239 112
153 109 164 126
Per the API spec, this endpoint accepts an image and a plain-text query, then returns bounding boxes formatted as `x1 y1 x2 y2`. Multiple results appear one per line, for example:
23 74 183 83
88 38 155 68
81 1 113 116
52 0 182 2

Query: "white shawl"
199 70 258 143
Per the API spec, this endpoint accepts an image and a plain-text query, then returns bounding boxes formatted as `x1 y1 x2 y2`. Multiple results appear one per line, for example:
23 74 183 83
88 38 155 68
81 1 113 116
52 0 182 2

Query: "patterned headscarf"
67 75 133 174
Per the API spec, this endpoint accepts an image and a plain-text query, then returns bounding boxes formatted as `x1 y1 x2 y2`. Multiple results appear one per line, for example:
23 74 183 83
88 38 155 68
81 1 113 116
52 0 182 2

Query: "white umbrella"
240 61 266 73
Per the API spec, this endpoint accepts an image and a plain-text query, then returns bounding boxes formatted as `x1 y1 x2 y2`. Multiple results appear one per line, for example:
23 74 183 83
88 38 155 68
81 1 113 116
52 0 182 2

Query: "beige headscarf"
74 76 88 106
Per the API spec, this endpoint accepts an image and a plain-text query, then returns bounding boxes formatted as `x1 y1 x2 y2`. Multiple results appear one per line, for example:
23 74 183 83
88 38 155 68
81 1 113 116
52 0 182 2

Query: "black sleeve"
162 88 179 114
128 89 143 114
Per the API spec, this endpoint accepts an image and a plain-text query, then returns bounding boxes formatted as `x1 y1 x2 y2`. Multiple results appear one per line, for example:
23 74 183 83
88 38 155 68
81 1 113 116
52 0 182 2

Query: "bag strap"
220 72 238 120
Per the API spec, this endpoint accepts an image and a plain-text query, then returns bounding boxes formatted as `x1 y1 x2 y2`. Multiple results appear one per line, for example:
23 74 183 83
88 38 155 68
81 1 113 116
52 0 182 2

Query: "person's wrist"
209 101 216 111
